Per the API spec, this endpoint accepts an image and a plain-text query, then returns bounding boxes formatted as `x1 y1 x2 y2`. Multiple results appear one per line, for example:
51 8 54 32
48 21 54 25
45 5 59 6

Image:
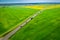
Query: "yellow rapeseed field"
25 5 45 10
46 5 60 9
24 4 60 10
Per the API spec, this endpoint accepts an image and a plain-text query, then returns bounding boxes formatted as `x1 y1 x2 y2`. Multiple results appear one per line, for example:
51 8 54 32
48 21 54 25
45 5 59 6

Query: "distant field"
46 5 60 9
0 6 39 37
24 5 45 9
10 8 60 40
24 4 60 9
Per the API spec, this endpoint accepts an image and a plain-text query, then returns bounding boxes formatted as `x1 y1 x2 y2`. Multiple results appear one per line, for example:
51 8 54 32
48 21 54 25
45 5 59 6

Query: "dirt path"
0 9 45 40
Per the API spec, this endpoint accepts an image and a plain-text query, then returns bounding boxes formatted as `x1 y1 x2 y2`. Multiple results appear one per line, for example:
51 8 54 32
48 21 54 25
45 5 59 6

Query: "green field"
10 8 60 40
0 6 39 37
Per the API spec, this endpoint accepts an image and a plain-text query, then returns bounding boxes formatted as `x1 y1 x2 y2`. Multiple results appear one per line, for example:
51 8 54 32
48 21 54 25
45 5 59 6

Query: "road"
0 9 45 40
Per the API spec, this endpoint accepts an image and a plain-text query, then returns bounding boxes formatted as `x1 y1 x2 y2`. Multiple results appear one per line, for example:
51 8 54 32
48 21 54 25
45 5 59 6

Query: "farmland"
10 8 60 40
24 4 60 9
0 4 60 40
0 6 39 37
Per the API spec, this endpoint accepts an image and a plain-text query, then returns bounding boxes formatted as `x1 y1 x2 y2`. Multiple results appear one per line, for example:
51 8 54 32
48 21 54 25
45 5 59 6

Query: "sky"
0 0 60 3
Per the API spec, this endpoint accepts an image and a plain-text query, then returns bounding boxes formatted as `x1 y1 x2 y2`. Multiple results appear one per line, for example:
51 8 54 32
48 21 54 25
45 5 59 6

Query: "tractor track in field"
0 9 45 40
